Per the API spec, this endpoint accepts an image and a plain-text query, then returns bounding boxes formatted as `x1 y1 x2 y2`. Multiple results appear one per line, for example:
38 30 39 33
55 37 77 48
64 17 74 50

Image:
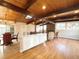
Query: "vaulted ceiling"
0 6 25 22
0 0 79 23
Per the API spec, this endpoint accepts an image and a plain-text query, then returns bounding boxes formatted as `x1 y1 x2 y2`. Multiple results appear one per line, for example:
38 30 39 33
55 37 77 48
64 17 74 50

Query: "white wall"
14 22 27 40
26 24 35 33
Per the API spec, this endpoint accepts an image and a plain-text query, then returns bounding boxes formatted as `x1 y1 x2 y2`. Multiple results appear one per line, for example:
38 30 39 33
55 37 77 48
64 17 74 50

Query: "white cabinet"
35 34 39 45
23 36 31 50
21 33 47 52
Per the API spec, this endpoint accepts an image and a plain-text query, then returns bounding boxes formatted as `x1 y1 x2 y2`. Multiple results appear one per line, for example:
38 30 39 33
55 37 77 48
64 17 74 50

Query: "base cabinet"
21 33 47 52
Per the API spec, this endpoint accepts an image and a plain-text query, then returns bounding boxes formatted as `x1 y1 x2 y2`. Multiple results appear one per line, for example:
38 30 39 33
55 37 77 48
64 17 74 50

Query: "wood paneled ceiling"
0 0 79 23
0 6 25 22
4 0 28 9
28 0 79 17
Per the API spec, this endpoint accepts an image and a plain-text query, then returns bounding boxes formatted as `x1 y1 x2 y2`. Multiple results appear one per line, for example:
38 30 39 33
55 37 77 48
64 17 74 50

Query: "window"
36 25 47 32
56 21 79 31
0 24 6 37
0 24 14 37
67 22 79 30
56 23 66 30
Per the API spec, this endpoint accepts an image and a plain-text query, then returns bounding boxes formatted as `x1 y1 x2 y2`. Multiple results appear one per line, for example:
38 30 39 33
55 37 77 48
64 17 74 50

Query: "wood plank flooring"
0 38 79 59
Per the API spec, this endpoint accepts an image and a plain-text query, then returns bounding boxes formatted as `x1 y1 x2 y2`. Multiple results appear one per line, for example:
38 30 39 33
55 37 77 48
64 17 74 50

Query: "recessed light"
25 15 32 19
42 5 46 10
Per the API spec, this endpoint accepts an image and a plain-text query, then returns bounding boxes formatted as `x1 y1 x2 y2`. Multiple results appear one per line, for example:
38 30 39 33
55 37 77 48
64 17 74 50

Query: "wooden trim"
24 0 37 9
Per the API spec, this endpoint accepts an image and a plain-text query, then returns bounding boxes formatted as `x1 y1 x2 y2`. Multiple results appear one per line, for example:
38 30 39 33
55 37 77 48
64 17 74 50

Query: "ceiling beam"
53 18 79 23
37 16 79 24
0 0 29 15
55 20 79 23
24 0 37 10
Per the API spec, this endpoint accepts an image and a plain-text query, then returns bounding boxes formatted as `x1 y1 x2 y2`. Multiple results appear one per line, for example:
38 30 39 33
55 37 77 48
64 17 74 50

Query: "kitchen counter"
20 33 47 52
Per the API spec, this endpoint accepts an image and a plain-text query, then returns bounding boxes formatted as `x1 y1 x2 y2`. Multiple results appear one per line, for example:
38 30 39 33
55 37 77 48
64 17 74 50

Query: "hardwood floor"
0 38 79 59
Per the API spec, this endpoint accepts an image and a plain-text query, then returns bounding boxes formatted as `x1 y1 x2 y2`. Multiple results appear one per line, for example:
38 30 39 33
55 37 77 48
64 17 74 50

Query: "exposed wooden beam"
55 20 79 23
0 0 29 15
24 0 37 10
26 19 34 24
54 18 79 23
28 16 79 24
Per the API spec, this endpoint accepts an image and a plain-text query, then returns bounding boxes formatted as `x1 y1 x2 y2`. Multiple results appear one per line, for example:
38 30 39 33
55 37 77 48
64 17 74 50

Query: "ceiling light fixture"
25 15 32 19
42 5 46 10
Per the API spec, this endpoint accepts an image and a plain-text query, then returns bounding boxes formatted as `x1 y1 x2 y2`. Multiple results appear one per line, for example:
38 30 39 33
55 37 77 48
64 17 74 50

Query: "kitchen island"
20 33 47 52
